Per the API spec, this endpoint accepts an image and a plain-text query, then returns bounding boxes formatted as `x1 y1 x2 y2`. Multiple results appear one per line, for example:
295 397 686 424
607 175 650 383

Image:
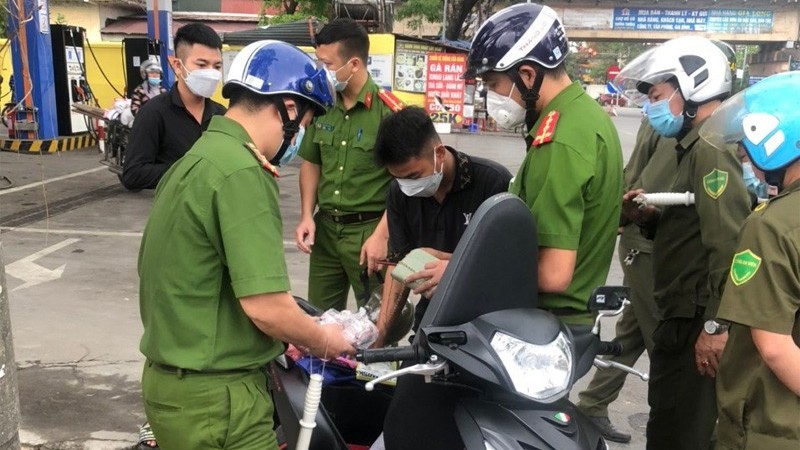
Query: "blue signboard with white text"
613 8 772 34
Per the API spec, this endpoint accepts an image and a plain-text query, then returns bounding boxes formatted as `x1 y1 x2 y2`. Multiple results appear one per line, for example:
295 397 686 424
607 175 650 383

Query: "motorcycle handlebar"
356 346 419 364
597 341 623 356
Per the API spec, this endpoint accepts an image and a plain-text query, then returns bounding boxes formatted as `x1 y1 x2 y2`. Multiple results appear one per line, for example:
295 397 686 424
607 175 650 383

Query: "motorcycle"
270 193 648 450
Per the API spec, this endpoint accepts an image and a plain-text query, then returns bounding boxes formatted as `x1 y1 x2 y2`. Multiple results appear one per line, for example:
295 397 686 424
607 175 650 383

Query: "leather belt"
149 361 257 377
319 210 383 225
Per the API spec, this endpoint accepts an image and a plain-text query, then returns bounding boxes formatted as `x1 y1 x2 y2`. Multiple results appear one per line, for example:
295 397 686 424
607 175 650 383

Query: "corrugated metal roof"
222 21 318 47
222 24 469 53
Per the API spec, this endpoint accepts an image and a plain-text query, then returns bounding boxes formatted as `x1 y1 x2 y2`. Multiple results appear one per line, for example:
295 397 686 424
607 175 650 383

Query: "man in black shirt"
372 106 512 345
122 23 226 191
374 106 511 450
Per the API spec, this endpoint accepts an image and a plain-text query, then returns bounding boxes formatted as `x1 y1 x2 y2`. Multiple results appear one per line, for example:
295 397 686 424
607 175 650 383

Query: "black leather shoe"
589 416 632 444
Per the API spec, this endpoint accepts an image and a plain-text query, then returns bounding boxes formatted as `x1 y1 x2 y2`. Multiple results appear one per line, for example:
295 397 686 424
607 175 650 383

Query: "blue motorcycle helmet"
701 72 800 174
465 3 569 125
223 40 335 164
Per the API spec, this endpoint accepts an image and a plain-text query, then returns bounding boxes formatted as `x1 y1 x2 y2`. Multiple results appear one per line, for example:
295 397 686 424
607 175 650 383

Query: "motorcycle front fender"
454 397 606 450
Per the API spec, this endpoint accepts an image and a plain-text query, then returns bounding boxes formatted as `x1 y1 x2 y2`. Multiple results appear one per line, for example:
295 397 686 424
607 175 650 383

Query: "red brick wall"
221 0 266 14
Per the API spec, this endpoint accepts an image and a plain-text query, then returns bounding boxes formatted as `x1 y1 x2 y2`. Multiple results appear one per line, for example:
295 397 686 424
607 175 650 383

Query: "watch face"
704 320 717 334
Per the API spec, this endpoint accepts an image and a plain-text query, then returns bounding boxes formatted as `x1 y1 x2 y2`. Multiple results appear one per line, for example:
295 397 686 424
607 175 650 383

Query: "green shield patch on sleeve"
703 169 729 199
730 249 762 286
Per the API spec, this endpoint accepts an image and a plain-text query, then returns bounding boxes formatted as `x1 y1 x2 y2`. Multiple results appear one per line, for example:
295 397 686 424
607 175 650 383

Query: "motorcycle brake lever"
594 357 650 382
365 359 447 391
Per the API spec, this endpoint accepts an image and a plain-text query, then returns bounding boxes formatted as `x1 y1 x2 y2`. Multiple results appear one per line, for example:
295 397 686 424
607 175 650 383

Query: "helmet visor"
699 89 747 152
701 72 800 172
612 47 672 107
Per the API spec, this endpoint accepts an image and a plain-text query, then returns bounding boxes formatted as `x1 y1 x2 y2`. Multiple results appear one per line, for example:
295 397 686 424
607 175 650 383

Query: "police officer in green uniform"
138 41 355 450
577 121 674 442
700 71 800 450
296 18 404 311
465 3 623 326
616 37 752 450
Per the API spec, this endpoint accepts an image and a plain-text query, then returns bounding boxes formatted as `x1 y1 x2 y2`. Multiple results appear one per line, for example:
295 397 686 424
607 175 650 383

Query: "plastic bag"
319 307 378 348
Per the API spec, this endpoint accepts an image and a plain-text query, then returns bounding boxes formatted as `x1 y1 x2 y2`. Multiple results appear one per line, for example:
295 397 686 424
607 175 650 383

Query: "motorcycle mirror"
587 286 630 311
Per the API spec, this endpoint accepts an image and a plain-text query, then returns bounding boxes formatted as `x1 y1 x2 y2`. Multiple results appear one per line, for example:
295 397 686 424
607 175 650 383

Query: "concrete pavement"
0 108 649 449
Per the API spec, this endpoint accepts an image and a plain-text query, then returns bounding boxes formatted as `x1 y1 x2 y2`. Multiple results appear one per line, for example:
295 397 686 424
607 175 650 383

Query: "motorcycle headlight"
490 331 573 402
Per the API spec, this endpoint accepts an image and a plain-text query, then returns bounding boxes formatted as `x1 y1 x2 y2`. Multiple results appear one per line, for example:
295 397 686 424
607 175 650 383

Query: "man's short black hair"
227 85 318 117
375 106 438 167
174 23 222 58
314 18 369 63
226 85 277 112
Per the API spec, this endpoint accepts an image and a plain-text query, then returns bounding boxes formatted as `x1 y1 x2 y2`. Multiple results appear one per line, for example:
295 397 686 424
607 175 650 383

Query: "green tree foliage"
395 0 484 40
260 0 329 25
395 0 441 35
568 42 650 84
0 5 7 38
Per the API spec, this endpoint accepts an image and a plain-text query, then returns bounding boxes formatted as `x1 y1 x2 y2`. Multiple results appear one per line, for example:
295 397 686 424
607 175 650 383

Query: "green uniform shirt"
139 116 286 371
298 77 394 213
509 81 623 315
716 179 800 450
619 120 677 253
650 125 751 320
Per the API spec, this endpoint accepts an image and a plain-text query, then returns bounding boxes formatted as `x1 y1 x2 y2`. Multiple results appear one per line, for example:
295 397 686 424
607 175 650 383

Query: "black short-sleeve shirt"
386 146 512 261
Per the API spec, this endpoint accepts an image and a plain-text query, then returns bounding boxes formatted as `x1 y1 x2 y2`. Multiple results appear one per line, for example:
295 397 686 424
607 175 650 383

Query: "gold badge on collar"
364 91 373 110
533 111 559 147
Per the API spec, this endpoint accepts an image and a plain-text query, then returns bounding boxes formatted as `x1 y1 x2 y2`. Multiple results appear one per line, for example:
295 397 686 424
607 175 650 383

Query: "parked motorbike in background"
270 193 648 450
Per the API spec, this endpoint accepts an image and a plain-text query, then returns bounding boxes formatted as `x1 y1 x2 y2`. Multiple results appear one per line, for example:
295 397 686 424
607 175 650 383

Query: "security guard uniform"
509 81 623 325
139 116 287 450
578 121 674 419
643 125 751 450
716 179 800 450
298 77 403 311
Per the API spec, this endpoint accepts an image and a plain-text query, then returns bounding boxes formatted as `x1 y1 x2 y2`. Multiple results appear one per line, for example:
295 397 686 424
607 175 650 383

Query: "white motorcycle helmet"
139 58 163 80
614 36 732 107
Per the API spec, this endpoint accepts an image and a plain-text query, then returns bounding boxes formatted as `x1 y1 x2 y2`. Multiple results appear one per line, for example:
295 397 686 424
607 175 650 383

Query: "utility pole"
740 45 749 90
147 0 175 87
0 244 21 450
442 0 448 40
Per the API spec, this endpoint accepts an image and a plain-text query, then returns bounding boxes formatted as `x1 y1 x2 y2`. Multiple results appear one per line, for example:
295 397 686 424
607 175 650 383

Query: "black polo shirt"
387 146 512 329
122 84 226 190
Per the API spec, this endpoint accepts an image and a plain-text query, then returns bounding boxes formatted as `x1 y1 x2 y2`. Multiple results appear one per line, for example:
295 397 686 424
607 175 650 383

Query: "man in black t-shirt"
372 106 512 347
374 107 511 450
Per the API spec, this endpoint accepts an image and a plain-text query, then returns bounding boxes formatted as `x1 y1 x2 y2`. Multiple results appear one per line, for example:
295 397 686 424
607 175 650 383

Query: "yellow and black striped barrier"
0 134 97 154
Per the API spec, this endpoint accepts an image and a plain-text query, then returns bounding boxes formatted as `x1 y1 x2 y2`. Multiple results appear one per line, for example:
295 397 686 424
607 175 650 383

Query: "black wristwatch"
704 319 730 335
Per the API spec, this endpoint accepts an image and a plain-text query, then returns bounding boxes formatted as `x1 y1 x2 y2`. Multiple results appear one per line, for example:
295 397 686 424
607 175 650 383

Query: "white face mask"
180 61 221 98
487 84 526 130
397 149 444 198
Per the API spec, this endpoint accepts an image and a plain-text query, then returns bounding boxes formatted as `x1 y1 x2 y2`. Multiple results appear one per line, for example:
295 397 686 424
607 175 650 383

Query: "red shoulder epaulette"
377 88 405 113
532 110 560 147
